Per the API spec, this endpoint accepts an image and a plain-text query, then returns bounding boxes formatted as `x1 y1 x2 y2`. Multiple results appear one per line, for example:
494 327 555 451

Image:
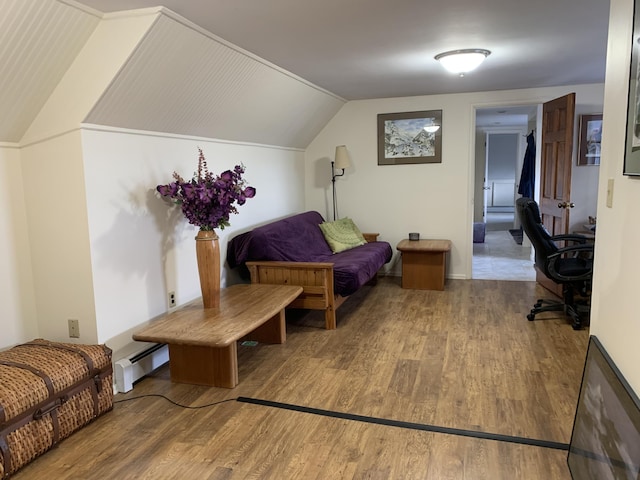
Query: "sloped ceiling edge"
84 10 346 149
0 0 100 143
20 9 160 145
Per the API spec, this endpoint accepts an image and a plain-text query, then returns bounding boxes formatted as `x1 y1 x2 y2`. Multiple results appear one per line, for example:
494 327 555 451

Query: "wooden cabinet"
396 239 452 290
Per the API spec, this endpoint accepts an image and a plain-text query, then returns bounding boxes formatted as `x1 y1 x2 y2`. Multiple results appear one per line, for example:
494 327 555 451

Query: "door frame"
469 103 542 279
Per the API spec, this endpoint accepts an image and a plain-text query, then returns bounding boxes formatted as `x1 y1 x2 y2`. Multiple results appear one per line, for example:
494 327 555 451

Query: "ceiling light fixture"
435 49 491 75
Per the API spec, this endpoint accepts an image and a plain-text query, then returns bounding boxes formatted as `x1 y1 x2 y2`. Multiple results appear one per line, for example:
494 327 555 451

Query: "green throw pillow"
319 217 367 253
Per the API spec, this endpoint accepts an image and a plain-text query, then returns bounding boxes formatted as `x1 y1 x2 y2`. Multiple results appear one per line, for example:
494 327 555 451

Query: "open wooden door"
537 93 575 295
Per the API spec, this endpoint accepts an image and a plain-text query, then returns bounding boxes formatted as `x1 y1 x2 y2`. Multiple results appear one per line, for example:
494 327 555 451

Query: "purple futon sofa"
227 211 392 329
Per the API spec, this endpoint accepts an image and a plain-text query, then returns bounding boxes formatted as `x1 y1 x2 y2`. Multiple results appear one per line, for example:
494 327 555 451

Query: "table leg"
168 343 238 388
243 309 286 344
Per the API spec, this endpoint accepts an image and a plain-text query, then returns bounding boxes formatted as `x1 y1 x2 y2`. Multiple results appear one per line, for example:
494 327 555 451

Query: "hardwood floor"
13 277 589 479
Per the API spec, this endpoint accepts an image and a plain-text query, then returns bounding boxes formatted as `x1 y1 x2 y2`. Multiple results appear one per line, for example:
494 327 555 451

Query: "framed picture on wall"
578 114 602 166
377 110 442 165
624 0 640 175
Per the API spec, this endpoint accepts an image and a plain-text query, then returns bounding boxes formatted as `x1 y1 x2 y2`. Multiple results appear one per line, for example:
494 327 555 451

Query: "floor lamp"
331 145 351 220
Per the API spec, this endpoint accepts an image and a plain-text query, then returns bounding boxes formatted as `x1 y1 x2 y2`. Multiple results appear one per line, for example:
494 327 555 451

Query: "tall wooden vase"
195 230 220 308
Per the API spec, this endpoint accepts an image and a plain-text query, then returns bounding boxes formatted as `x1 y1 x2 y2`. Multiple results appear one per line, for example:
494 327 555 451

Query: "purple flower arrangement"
156 148 256 231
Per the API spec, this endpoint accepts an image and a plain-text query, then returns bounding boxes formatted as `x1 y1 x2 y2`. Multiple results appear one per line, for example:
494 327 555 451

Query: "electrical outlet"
168 291 176 308
68 319 80 338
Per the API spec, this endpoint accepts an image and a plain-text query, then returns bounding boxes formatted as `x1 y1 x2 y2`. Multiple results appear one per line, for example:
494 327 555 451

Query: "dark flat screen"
568 336 640 479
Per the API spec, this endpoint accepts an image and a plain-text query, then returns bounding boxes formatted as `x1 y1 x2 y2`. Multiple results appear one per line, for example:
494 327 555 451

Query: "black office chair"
515 197 594 330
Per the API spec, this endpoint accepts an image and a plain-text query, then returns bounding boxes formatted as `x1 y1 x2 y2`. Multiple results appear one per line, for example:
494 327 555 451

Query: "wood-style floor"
13 277 590 479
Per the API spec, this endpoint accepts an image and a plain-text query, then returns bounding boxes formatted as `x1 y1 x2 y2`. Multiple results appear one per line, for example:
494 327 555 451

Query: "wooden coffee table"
396 239 452 290
132 283 302 388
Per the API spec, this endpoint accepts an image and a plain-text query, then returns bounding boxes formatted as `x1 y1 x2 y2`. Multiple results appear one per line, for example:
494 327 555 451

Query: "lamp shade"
435 49 491 74
334 145 351 170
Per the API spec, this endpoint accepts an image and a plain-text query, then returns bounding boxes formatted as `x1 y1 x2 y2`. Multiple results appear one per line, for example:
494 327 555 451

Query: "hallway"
472 210 536 281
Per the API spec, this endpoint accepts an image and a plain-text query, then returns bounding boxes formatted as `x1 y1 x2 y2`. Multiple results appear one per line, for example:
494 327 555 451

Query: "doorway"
472 105 537 281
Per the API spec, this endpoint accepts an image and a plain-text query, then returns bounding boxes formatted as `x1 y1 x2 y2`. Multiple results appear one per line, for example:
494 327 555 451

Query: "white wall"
305 84 604 279
0 146 37 349
589 0 640 394
571 99 604 233
19 131 98 346
80 127 306 359
2 127 305 358
486 133 519 207
473 130 486 223
487 134 518 181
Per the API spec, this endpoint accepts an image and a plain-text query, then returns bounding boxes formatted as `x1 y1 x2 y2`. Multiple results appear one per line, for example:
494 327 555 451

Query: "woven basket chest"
0 339 113 478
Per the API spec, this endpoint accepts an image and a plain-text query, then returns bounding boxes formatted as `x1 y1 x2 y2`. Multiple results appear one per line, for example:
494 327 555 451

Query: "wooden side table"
396 239 452 290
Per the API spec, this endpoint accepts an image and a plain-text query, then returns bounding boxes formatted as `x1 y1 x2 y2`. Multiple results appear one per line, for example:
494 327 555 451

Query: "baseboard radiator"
114 343 169 393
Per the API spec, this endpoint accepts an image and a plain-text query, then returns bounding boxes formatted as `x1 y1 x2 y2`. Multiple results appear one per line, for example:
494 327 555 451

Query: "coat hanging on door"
518 131 536 198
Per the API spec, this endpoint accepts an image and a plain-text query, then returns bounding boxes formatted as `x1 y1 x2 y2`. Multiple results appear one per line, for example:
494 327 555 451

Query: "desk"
573 231 595 241
573 225 596 241
132 284 302 388
396 239 452 290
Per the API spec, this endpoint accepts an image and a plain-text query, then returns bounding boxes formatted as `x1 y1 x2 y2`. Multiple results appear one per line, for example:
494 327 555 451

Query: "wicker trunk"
0 339 113 478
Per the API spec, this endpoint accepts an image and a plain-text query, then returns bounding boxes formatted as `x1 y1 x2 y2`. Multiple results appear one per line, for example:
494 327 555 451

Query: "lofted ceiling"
83 12 345 148
1 1 344 147
76 0 611 100
1 0 610 145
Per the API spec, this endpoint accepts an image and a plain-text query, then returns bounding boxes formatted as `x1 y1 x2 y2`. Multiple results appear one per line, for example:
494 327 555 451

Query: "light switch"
606 178 614 208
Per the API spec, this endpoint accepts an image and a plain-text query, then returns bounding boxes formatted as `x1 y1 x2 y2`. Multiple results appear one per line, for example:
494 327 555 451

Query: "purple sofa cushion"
227 211 332 267
226 211 392 296
332 241 392 296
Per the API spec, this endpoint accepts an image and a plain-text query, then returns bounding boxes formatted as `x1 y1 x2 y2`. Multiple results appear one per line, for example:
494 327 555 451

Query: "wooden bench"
132 284 302 388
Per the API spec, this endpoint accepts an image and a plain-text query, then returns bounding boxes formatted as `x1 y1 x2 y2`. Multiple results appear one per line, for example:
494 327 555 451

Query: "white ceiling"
1 2 345 145
76 0 610 101
475 105 538 128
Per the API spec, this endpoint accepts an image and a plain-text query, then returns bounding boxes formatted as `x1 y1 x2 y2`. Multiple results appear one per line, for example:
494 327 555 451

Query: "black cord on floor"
113 394 238 409
113 395 569 452
238 396 571 451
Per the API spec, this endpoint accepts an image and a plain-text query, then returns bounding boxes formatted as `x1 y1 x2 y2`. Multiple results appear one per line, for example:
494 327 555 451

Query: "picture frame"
578 114 602 166
624 0 640 175
377 110 442 165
